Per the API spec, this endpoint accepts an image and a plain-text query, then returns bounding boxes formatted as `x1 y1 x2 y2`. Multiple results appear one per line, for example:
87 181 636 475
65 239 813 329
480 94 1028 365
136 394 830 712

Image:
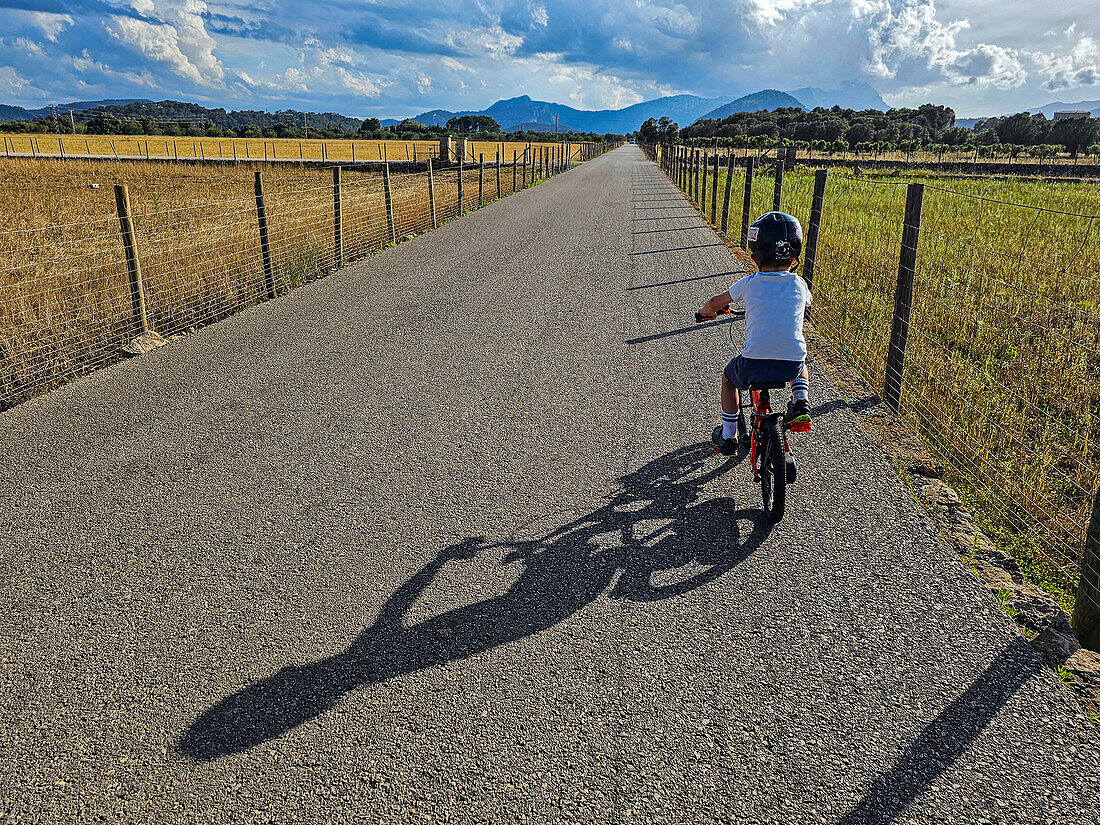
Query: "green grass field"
692 159 1099 610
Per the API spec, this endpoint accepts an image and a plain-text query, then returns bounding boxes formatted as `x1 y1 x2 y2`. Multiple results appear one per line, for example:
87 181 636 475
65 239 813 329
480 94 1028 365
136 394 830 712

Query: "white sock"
721 410 739 440
791 377 809 403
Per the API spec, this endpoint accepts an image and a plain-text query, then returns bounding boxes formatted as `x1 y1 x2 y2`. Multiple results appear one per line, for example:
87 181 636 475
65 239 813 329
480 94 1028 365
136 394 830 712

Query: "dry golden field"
0 133 578 165
682 154 1100 608
0 150 562 410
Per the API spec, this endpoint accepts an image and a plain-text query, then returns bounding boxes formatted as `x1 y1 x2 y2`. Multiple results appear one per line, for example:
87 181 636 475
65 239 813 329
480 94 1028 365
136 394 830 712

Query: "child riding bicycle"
697 211 812 456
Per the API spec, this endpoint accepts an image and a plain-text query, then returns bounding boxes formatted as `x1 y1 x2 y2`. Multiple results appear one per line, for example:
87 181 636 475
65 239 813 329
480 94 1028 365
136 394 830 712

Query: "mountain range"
1026 99 1100 119
408 82 888 133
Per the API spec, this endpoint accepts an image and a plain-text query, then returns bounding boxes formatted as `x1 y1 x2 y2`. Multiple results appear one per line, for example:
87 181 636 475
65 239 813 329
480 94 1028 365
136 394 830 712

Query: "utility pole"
50 102 59 134
302 111 307 139
554 113 559 137
69 109 76 135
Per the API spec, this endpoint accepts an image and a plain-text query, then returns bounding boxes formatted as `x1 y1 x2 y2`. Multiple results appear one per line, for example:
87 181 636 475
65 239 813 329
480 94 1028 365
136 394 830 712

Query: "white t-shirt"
728 271 811 362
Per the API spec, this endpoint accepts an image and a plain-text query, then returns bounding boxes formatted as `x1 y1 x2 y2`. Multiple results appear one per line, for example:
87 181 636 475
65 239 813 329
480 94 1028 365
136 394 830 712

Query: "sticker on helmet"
747 227 759 241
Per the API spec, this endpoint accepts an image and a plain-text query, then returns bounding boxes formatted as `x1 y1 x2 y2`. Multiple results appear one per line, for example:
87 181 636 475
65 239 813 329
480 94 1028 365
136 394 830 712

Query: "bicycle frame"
747 388 790 482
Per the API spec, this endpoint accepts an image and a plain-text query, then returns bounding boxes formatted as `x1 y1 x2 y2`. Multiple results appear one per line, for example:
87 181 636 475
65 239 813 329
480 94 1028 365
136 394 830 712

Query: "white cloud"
0 65 30 92
531 5 549 27
26 11 73 42
71 49 157 87
107 16 207 84
14 38 45 57
106 1 224 86
1034 35 1100 90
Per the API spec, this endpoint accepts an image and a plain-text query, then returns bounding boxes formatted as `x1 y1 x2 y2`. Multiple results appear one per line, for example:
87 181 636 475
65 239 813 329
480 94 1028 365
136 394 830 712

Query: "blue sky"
0 1 1098 118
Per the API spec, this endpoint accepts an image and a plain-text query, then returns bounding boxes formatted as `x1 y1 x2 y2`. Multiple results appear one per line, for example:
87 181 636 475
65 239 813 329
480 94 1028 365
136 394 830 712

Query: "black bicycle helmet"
747 211 803 266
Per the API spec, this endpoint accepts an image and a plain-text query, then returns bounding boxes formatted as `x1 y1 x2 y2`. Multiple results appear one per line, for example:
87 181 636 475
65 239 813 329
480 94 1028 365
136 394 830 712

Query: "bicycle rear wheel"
760 418 786 523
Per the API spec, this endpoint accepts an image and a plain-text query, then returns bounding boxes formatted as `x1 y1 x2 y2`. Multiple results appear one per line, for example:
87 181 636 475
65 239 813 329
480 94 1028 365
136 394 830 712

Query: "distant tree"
446 114 500 133
1050 116 1100 159
995 112 1047 146
358 117 381 134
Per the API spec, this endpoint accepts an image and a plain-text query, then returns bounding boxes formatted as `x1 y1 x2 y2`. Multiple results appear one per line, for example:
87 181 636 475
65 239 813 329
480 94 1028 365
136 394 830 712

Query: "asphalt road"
1 145 1097 824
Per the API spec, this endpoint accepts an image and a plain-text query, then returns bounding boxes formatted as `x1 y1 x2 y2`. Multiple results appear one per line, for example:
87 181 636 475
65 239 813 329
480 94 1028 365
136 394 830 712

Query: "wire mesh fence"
646 140 1100 632
0 134 584 165
0 141 621 412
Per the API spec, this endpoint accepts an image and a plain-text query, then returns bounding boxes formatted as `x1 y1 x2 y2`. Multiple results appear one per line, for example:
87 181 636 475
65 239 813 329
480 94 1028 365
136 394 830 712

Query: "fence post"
701 150 708 214
710 152 720 224
496 150 502 199
333 166 343 268
113 185 152 335
1073 487 1100 650
383 162 397 244
741 156 755 246
772 156 784 212
883 182 924 412
721 151 735 235
457 156 465 213
513 150 518 193
478 154 484 207
427 158 437 229
802 169 828 294
253 172 276 299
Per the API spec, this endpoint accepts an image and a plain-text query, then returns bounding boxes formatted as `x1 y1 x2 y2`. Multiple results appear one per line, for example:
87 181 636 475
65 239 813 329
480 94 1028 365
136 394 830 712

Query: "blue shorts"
723 355 803 390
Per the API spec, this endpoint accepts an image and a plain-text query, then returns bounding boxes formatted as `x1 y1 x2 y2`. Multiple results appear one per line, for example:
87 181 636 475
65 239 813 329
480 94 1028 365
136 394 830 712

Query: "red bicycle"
695 308 806 524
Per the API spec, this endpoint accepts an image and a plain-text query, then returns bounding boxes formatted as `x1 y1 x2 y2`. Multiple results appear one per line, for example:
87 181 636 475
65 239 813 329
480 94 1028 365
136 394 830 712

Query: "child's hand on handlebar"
696 291 735 323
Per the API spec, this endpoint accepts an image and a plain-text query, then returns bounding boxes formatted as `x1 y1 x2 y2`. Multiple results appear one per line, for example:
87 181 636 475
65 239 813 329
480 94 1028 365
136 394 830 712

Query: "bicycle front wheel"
760 418 787 524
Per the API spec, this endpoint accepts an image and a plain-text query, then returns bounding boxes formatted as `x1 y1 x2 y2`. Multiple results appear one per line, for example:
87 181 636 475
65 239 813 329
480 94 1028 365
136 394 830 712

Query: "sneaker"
712 425 738 456
785 399 812 432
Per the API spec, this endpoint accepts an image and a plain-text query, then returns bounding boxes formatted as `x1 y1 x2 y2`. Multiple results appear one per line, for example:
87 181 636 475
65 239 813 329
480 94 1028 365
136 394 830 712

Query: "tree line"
640 104 1100 160
0 111 622 145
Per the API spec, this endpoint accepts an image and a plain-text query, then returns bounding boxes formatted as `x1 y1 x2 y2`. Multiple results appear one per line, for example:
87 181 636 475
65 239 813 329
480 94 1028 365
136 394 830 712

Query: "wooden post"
383 162 397 244
721 151 735 234
113 185 152 335
522 148 528 187
405 144 410 161
772 156 784 212
254 172 276 298
233 141 237 163
496 149 502 199
701 149 709 214
478 154 484 207
883 183 924 412
200 143 205 161
695 150 703 204
333 166 343 268
741 156 755 247
57 137 64 159
710 153 720 224
513 150 518 193
427 158 437 229
352 143 356 162
457 155 464 213
1073 487 1100 650
802 169 829 294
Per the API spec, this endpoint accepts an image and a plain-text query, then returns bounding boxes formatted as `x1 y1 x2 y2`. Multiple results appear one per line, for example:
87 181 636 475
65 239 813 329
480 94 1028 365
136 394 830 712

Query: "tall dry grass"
0 151 555 408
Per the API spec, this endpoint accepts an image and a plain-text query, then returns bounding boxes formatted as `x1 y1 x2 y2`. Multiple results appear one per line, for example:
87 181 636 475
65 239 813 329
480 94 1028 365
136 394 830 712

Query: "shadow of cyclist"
178 442 771 761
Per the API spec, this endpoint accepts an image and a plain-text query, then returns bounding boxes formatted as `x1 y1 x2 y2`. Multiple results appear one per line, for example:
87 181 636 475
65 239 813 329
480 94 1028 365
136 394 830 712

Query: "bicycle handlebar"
694 306 736 324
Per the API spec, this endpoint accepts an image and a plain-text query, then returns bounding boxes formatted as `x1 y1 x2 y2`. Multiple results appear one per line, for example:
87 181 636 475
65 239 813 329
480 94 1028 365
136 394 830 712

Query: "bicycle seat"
748 381 787 390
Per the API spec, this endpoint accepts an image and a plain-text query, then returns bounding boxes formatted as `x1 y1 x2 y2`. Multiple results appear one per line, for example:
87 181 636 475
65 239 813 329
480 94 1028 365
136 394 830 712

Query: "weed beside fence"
0 141 620 411
643 141 1100 642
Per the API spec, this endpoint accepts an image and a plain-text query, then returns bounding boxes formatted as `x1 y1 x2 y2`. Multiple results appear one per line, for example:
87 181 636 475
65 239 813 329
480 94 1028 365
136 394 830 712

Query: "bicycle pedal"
789 421 812 433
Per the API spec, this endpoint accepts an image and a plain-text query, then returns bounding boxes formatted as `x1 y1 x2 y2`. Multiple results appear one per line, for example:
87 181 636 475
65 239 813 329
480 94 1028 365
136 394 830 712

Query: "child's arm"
697 290 732 321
